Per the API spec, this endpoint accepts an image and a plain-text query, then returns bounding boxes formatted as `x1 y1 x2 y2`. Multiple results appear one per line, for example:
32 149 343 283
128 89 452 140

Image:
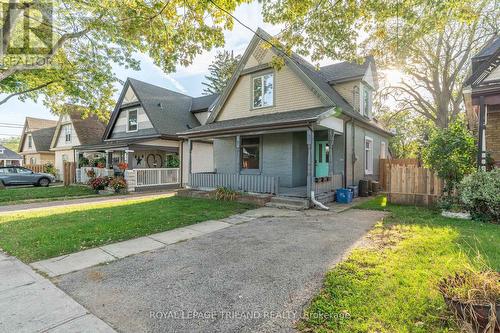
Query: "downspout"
308 124 329 211
343 117 353 187
352 119 356 186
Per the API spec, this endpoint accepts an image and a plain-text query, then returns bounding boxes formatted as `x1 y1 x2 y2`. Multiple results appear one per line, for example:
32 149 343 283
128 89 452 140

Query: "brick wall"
486 111 500 165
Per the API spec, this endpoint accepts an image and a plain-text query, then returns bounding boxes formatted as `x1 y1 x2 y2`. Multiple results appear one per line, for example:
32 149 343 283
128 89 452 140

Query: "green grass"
0 185 98 205
0 196 254 262
299 196 500 333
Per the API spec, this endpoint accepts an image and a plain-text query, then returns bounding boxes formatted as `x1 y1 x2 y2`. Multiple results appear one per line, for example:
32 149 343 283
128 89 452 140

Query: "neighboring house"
464 35 500 168
0 145 23 166
76 78 218 190
18 117 57 165
181 28 392 204
50 108 107 179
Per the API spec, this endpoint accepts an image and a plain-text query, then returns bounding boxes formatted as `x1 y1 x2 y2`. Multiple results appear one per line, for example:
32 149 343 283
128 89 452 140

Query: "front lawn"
0 196 254 262
299 196 499 333
0 185 98 205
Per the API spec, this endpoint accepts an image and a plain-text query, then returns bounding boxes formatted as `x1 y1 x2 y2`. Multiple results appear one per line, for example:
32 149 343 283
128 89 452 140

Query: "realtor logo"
0 0 53 63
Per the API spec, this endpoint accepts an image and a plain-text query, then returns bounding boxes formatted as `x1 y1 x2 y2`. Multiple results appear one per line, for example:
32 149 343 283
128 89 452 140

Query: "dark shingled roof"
31 126 56 151
128 78 202 134
191 94 219 112
180 106 333 135
69 110 107 146
474 36 500 59
319 56 373 83
0 145 22 160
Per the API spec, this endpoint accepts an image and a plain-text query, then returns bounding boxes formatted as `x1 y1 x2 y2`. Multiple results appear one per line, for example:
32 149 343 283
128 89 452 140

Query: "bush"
79 157 90 168
214 187 238 201
43 163 57 176
166 155 180 168
109 177 127 193
422 121 476 194
88 176 109 192
459 169 500 222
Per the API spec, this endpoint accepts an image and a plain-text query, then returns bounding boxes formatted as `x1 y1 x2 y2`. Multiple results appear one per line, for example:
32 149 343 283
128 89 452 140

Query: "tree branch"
0 80 55 105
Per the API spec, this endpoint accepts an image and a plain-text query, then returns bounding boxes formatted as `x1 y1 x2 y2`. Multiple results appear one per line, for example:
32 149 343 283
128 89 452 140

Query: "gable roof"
320 56 374 83
0 145 22 160
205 28 382 131
103 78 213 140
18 117 58 152
465 35 500 87
51 106 106 148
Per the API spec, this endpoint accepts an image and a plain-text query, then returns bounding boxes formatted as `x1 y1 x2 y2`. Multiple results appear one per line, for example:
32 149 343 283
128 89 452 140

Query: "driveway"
55 209 386 333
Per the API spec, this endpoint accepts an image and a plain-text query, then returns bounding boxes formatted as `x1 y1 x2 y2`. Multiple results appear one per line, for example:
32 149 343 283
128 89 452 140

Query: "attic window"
64 125 72 142
252 73 274 109
127 109 138 132
28 135 33 148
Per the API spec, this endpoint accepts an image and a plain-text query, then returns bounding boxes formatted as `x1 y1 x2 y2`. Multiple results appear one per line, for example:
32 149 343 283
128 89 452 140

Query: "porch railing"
78 167 113 183
190 173 279 194
135 168 180 187
314 173 343 194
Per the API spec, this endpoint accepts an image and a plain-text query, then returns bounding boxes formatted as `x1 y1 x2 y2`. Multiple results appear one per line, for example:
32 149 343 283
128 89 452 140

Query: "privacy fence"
379 159 444 206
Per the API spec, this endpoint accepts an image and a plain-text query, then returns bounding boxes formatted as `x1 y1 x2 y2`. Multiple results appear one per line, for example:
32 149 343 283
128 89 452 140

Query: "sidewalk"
0 191 177 214
0 252 115 333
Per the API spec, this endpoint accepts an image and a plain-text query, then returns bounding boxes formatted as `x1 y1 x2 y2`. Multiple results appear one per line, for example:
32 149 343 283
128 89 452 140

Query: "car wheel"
38 178 50 187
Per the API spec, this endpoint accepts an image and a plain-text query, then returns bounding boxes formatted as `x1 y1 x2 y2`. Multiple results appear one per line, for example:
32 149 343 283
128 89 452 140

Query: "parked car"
0 166 56 187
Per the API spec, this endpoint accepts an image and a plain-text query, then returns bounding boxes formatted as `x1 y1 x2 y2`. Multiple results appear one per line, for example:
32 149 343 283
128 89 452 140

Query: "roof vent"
186 124 192 129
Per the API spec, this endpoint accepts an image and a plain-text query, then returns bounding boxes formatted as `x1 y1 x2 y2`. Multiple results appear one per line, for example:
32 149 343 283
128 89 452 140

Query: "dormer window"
127 109 138 132
252 73 274 109
64 125 72 142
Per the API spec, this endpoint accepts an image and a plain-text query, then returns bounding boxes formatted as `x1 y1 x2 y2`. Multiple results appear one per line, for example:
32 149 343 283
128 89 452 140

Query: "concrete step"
265 196 310 210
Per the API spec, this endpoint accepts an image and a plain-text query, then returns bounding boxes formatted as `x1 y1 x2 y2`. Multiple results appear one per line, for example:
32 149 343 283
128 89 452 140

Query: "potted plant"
88 176 110 193
439 270 499 333
109 177 127 193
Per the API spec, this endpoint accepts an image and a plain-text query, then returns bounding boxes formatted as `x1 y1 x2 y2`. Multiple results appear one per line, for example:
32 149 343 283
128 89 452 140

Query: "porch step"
265 196 310 210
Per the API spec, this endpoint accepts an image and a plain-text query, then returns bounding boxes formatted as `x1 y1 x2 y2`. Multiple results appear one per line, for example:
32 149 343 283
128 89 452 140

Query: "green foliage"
214 187 238 201
459 169 500 223
43 163 57 177
422 121 476 193
0 185 96 205
0 137 20 152
0 0 250 117
108 177 127 193
78 157 90 168
299 196 499 332
166 155 180 168
0 196 254 262
202 50 241 95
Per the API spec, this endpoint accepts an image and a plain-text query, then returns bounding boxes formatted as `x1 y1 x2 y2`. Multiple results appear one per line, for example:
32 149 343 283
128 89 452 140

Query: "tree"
422 120 476 194
0 0 248 118
202 50 241 95
0 136 20 152
261 0 498 128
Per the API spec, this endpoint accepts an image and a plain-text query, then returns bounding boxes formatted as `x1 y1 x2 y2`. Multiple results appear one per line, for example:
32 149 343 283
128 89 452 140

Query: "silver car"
0 167 56 187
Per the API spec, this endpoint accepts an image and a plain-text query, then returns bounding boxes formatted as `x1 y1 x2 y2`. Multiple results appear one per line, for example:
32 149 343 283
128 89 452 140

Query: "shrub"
422 121 476 194
166 155 180 168
459 169 500 222
93 157 106 167
88 176 109 192
43 163 57 176
109 177 127 193
214 187 238 201
78 157 90 168
85 168 96 179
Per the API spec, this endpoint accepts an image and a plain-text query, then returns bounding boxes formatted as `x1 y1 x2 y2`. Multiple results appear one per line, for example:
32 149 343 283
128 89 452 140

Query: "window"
17 168 32 174
241 137 260 170
29 157 36 164
252 73 274 108
127 109 138 132
362 86 371 117
352 86 360 112
62 154 68 162
365 137 373 175
380 142 386 159
64 125 72 142
28 135 33 148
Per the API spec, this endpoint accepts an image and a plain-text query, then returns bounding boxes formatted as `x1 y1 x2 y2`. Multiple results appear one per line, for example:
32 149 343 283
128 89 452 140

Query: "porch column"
125 149 134 169
477 96 486 170
105 150 110 168
187 139 192 185
328 129 335 177
235 135 241 174
306 128 314 199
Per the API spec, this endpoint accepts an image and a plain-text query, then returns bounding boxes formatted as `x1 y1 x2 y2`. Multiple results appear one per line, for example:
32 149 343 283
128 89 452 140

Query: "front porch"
76 141 181 191
187 126 345 204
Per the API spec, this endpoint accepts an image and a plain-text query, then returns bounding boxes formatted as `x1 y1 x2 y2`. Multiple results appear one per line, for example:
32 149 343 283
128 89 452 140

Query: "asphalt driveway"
55 208 386 333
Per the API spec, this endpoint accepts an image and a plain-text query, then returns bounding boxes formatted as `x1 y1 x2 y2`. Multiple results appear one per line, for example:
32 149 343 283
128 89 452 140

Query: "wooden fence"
63 162 76 186
379 158 420 190
24 164 45 173
384 164 443 206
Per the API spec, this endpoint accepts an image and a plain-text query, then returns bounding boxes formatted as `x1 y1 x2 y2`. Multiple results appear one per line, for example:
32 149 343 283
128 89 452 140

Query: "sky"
0 1 336 139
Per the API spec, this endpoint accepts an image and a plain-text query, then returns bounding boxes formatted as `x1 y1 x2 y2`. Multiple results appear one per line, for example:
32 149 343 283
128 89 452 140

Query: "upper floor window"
28 135 33 148
127 109 138 132
362 86 371 117
365 136 373 175
252 73 274 109
64 125 72 142
380 141 387 159
352 86 360 112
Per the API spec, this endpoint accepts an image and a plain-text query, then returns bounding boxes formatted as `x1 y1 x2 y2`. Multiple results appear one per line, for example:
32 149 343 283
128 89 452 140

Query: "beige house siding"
54 149 75 179
54 123 81 148
217 64 324 121
111 107 154 136
23 153 55 165
123 86 139 104
243 42 274 70
21 133 36 152
334 81 360 112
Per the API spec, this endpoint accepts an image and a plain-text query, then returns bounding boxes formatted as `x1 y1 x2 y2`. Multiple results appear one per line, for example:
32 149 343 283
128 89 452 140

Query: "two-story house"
50 108 106 179
18 117 57 165
181 28 392 206
75 78 218 190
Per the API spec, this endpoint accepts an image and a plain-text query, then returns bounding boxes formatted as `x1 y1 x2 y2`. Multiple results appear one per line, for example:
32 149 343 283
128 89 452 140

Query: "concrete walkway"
0 252 115 333
0 191 176 214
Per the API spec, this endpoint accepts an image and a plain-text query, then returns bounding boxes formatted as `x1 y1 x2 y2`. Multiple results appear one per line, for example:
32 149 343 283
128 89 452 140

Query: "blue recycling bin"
336 188 353 204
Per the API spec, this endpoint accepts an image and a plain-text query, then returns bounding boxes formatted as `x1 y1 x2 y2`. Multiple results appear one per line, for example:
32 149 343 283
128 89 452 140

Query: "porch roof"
75 138 179 153
179 106 334 137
